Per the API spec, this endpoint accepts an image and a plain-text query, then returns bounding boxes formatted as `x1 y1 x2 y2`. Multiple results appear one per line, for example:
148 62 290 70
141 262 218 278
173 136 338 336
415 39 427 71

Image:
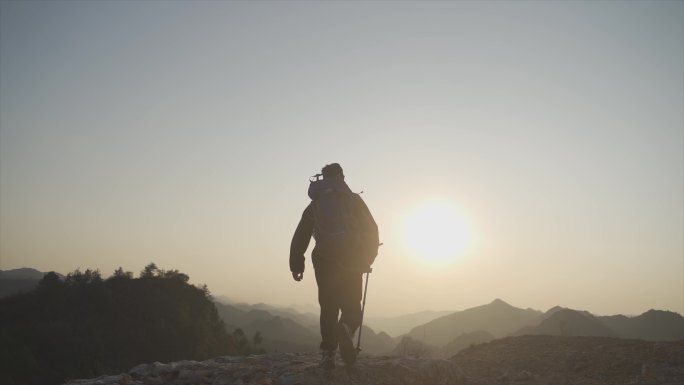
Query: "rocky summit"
64 336 683 385
64 354 463 385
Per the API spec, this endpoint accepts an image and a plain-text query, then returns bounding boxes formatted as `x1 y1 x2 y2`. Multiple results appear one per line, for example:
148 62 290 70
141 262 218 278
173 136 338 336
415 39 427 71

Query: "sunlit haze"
403 201 474 264
1 1 682 317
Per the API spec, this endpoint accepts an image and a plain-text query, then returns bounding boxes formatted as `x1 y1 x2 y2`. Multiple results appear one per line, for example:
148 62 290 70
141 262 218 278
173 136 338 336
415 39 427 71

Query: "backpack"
308 175 378 270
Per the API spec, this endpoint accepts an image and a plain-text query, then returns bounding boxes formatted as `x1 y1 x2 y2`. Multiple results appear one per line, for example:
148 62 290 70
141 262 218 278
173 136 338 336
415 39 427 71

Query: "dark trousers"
314 266 363 351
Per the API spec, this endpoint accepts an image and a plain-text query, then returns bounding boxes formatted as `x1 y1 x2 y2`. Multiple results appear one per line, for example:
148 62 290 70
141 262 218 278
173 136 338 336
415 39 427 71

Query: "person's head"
321 163 344 179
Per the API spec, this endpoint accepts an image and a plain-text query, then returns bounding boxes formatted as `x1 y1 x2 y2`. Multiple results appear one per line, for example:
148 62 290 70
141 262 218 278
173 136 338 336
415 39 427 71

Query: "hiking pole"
356 243 382 353
356 267 372 352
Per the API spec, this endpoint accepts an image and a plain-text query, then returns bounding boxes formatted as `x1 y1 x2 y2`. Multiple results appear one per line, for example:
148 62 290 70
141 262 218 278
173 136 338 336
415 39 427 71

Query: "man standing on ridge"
290 163 379 370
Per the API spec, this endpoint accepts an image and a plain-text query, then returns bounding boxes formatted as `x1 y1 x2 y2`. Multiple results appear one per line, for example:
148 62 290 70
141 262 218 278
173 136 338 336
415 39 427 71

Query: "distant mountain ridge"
517 308 619 337
399 300 684 358
210 297 684 358
0 267 50 280
230 301 320 330
511 306 684 341
406 299 542 346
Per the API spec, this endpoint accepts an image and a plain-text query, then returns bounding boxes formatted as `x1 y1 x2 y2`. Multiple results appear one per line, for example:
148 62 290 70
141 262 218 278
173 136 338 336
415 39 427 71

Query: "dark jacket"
289 180 378 273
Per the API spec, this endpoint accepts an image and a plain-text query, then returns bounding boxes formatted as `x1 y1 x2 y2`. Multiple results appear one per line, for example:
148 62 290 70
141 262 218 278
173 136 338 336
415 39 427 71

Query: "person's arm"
290 204 313 280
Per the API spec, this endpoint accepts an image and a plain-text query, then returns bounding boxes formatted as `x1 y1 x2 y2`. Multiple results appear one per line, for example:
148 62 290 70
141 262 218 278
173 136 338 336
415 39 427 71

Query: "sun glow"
403 201 473 264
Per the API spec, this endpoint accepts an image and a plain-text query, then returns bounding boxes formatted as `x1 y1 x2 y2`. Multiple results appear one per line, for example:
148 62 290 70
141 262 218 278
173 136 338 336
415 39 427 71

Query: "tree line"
0 263 262 385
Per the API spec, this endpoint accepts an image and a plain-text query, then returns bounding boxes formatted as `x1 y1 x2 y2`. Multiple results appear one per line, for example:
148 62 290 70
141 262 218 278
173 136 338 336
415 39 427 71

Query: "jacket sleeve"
289 204 313 273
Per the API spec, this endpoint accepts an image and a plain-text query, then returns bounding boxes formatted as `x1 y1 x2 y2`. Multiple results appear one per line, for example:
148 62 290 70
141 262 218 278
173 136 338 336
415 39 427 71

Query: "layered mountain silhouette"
8 265 681 385
213 300 395 355
406 299 542 346
228 301 320 329
214 301 319 352
4 267 682 359
398 300 683 357
514 307 684 341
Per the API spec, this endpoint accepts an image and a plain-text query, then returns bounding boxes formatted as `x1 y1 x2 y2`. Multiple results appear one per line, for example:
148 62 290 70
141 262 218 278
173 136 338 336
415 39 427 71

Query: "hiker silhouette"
290 163 379 370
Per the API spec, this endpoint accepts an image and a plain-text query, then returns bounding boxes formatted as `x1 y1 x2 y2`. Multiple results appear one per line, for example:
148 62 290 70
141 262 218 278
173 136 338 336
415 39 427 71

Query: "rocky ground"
451 336 684 385
64 354 463 385
65 336 683 385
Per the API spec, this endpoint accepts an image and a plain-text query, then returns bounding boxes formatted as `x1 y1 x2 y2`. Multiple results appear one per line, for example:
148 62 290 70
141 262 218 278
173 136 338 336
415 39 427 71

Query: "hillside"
0 266 253 385
600 310 684 341
391 336 440 357
64 335 684 385
442 330 495 357
452 335 684 385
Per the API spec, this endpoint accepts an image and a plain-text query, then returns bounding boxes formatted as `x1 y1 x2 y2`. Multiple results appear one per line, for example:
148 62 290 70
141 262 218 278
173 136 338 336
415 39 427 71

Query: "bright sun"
403 201 472 264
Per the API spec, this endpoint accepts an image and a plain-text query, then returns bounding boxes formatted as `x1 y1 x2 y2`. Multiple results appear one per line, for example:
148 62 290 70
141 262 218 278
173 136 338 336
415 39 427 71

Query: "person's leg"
336 270 363 365
338 271 363 333
315 267 340 352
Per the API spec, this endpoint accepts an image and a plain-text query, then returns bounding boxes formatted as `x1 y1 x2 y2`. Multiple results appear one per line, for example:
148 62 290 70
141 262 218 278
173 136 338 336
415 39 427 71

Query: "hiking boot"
319 349 335 371
336 322 356 366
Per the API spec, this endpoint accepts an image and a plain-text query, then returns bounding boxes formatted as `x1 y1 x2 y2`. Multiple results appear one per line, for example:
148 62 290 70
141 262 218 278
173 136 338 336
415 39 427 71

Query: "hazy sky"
1 0 682 317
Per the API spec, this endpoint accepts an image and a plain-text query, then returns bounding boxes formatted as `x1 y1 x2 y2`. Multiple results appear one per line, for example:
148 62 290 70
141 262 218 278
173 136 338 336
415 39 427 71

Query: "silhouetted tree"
112 267 133 279
66 268 103 285
159 268 189 282
140 262 159 278
37 272 62 290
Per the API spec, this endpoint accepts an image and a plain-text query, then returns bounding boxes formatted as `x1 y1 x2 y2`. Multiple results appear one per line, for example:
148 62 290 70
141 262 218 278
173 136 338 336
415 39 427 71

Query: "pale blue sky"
1 1 682 316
